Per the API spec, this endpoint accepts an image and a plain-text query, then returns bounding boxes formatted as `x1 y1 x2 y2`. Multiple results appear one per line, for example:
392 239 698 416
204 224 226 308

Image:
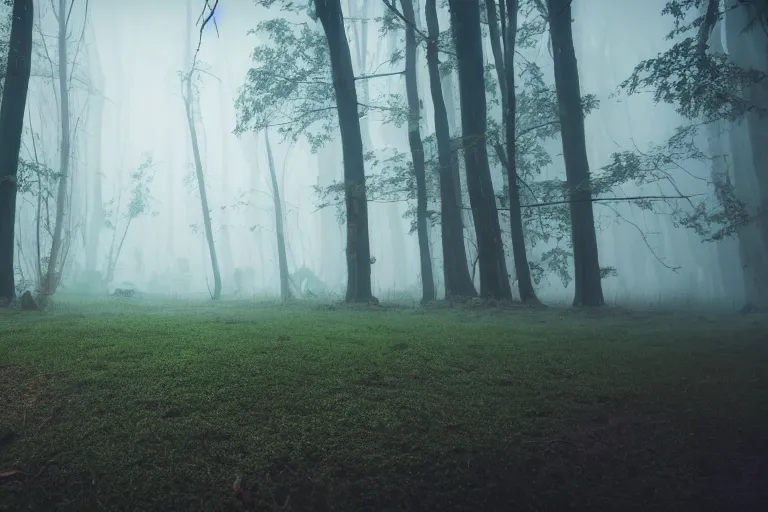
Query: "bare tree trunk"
548 0 604 307
424 0 476 298
502 0 539 303
484 0 507 112
315 0 374 302
183 0 221 299
264 129 291 300
447 0 512 299
85 39 104 277
724 0 768 308
401 0 435 302
0 0 34 304
40 0 73 303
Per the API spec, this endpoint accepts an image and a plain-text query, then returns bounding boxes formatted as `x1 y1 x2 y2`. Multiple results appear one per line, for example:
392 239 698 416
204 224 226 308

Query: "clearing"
1 298 767 511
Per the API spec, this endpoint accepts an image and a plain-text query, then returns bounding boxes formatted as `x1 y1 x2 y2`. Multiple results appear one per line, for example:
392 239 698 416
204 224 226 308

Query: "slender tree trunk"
315 0 374 302
484 0 507 113
502 0 539 303
401 0 435 302
0 0 33 304
85 43 105 277
547 0 604 306
41 0 73 302
264 130 292 300
183 0 221 299
424 0 476 298
447 0 512 299
217 80 235 283
183 81 222 299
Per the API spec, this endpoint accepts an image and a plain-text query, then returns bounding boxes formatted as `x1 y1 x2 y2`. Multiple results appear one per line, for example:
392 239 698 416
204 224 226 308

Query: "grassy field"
1 297 767 511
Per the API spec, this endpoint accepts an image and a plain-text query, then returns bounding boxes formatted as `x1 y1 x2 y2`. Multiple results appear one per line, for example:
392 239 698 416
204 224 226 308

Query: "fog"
8 0 749 306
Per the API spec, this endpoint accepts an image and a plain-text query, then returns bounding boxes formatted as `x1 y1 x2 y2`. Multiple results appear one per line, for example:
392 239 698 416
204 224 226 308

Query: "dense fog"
2 0 762 307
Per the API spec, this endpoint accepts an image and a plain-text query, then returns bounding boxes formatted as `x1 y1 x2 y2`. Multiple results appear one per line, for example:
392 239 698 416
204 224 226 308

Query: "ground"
0 297 767 511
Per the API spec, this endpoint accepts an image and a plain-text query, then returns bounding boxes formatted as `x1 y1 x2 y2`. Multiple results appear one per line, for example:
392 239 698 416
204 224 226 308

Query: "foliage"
592 125 748 242
235 18 337 151
613 1 754 247
620 36 764 122
103 155 156 230
102 155 157 284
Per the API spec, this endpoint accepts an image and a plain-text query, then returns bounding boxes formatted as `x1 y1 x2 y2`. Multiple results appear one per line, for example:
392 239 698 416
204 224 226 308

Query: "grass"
1 297 767 511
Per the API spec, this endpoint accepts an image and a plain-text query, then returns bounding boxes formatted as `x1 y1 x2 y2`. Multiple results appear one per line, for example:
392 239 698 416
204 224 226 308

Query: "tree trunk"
424 0 476 298
183 82 221 299
447 0 512 299
724 0 768 307
85 42 105 277
264 129 292 301
315 0 374 302
484 0 507 113
183 0 221 299
401 0 436 302
501 0 538 303
705 19 745 304
40 0 73 302
547 0 604 307
0 0 33 304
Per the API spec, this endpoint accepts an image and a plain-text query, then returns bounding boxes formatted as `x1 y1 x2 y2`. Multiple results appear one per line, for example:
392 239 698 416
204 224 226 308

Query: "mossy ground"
1 297 767 511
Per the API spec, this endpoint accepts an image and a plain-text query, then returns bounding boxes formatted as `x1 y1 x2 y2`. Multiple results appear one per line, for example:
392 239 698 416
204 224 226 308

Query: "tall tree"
484 0 507 113
424 0 477 297
0 0 33 304
724 0 768 307
315 0 374 302
447 0 512 299
39 0 76 303
264 129 292 301
400 0 435 302
547 0 604 306
183 0 221 299
84 32 105 278
501 0 539 303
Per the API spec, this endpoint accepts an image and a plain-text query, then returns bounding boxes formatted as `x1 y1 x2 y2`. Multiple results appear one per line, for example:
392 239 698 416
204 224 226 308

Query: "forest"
0 0 767 510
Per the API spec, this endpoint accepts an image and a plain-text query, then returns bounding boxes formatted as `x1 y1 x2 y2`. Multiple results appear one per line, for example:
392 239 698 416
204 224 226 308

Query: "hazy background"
13 0 741 305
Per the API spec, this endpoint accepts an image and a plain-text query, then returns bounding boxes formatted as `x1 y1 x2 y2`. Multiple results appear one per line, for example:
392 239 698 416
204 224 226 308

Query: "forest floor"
0 296 767 511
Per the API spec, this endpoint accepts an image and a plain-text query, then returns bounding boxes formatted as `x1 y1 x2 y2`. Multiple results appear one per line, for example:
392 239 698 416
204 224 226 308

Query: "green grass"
1 297 767 511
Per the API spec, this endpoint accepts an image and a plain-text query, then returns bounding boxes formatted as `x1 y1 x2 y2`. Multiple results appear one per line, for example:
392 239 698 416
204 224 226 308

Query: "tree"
84 35 105 279
399 0 435 302
447 0 512 299
102 157 156 286
37 0 77 304
498 0 539 303
424 0 477 298
619 0 766 307
546 0 604 306
0 0 33 304
182 0 221 299
264 129 292 301
314 0 374 302
723 0 768 306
